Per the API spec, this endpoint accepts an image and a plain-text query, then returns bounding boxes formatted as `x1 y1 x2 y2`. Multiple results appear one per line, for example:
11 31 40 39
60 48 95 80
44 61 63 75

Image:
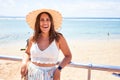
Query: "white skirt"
27 62 56 80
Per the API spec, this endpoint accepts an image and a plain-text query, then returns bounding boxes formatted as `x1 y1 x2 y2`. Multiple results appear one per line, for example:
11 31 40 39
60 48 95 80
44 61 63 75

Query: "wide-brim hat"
26 9 62 30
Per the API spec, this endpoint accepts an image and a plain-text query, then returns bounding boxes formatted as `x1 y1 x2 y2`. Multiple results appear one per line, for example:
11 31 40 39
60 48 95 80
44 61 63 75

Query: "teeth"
42 25 48 28
43 27 48 28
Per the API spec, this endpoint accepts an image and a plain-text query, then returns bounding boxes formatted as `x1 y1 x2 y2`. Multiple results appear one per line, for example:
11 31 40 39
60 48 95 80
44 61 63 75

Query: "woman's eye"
40 19 44 21
40 18 50 22
46 19 50 21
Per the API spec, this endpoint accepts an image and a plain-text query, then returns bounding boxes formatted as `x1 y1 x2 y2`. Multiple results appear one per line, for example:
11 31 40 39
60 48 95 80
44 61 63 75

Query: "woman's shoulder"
57 33 66 43
27 35 34 44
56 32 63 37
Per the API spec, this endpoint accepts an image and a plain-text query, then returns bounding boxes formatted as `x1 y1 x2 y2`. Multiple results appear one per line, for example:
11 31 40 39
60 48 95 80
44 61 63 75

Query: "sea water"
0 17 120 46
61 18 120 40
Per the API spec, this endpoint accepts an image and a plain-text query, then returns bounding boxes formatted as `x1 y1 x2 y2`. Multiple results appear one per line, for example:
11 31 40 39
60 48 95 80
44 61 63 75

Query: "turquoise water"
0 18 120 45
0 18 32 44
61 18 120 39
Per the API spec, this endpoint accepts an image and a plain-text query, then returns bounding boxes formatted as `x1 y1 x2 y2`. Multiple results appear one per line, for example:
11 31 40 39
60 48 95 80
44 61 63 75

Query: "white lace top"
30 40 59 64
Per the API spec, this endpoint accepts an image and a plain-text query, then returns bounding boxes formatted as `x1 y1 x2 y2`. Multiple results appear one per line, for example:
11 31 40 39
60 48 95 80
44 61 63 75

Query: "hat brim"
26 9 62 30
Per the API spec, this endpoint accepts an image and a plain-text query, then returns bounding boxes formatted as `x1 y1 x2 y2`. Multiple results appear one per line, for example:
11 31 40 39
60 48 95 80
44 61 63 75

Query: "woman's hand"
53 69 61 80
21 63 28 77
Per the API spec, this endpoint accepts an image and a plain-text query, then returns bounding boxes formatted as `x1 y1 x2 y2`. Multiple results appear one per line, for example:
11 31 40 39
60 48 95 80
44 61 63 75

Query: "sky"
0 0 120 17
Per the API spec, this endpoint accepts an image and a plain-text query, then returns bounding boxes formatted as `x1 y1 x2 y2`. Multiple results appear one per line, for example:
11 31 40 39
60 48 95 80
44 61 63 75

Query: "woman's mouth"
43 26 49 28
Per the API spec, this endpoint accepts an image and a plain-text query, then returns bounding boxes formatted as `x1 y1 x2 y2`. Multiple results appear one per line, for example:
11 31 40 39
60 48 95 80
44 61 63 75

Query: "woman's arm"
58 35 72 69
21 37 32 77
22 38 31 64
54 35 72 80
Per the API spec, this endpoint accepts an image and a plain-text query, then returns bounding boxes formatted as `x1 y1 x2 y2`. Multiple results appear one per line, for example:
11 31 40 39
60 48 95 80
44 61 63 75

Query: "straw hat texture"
26 9 62 30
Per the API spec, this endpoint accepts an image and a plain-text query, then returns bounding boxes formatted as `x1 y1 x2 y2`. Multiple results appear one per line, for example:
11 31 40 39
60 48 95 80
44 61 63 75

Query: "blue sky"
0 0 120 17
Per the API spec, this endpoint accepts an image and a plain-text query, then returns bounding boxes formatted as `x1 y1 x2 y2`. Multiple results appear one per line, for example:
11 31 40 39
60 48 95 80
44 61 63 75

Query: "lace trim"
31 57 57 64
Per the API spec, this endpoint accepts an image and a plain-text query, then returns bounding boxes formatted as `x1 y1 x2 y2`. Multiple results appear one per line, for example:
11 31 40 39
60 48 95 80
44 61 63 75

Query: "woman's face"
40 13 51 33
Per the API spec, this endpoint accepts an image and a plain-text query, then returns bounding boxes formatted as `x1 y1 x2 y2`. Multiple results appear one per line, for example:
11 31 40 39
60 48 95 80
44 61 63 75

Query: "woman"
21 9 72 80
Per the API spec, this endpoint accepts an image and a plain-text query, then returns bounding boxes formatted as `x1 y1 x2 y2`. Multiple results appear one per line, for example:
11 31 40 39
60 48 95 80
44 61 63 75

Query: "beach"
0 17 120 80
0 39 120 80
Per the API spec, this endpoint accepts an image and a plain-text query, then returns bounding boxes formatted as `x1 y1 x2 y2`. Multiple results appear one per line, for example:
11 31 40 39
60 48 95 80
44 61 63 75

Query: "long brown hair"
32 12 62 43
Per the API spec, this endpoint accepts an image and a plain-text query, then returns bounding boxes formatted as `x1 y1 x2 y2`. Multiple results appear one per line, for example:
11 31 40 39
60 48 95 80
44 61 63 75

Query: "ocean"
61 18 120 40
0 17 120 46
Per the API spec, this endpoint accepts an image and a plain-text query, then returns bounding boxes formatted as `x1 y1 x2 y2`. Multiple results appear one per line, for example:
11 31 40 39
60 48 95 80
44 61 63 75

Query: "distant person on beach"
107 32 110 36
21 9 72 80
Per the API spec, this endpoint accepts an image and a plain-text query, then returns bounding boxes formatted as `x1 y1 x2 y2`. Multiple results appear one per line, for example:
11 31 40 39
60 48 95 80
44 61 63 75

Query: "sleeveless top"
30 40 59 64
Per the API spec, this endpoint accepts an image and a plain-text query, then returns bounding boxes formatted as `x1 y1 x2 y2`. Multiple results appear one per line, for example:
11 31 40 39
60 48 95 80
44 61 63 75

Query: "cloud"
0 0 16 16
58 2 120 17
0 0 120 17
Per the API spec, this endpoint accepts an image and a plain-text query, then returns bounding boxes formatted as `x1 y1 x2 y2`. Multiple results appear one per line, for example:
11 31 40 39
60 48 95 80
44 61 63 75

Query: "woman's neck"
40 33 49 40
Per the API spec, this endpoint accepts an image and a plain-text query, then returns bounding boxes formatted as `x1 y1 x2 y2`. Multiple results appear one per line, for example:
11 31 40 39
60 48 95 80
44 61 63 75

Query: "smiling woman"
21 9 72 80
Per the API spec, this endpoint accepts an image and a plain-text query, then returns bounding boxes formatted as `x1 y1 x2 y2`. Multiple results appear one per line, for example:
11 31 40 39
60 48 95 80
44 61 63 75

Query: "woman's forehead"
40 13 50 19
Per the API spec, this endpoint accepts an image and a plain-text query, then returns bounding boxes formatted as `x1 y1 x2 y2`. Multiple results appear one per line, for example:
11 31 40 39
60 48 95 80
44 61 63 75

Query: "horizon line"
0 16 120 19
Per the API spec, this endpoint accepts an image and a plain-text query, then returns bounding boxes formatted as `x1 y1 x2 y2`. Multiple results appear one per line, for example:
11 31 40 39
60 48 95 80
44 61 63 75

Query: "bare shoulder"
25 35 33 54
28 35 34 44
58 33 66 43
57 34 68 48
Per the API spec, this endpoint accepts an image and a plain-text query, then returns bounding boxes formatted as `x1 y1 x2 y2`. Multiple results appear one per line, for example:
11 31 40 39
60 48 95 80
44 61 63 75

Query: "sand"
0 39 120 80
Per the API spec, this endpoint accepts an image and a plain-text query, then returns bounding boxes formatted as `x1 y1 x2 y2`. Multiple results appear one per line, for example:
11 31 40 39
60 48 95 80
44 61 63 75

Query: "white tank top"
30 40 59 64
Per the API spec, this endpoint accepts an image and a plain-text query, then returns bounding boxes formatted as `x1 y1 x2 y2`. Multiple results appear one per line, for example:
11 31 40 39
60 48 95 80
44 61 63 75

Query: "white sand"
0 39 120 80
